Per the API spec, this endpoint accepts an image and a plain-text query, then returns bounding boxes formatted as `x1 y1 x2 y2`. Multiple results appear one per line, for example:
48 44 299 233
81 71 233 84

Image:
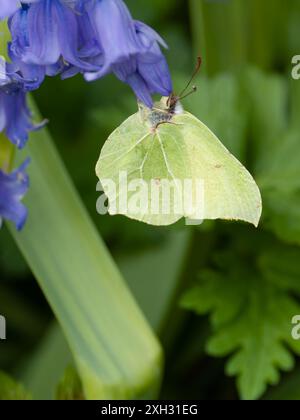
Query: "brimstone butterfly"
96 63 262 227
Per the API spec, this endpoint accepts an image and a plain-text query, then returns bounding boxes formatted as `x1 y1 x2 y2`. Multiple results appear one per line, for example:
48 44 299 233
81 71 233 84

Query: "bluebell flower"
61 4 104 80
0 0 20 20
7 0 173 107
9 0 99 71
0 0 44 20
0 57 45 148
7 3 64 90
134 22 173 98
0 159 30 230
82 0 173 107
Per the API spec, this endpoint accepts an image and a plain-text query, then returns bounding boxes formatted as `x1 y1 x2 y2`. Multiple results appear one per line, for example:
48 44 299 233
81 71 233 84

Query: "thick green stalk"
9 102 163 399
21 230 192 399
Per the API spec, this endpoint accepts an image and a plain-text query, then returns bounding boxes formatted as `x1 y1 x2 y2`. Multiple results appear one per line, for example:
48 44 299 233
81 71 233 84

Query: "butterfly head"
139 57 202 129
166 87 197 115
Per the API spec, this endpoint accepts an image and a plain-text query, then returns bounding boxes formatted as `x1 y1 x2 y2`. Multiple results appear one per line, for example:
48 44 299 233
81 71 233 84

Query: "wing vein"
100 132 150 170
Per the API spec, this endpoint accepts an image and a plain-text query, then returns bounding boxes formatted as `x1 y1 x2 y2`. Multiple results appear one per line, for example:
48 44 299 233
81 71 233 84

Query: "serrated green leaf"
208 283 300 400
96 99 262 227
181 262 300 400
181 269 247 329
264 367 300 400
259 244 300 296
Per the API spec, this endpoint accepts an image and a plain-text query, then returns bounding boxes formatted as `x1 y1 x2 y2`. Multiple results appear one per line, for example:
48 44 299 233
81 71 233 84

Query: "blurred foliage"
181 230 300 400
0 371 31 400
1 0 300 401
56 366 84 401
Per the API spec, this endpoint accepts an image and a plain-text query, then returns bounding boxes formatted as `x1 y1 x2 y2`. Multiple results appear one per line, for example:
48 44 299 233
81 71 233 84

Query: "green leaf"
56 366 84 401
242 67 288 174
96 99 262 227
118 229 192 334
18 230 190 400
259 244 300 296
21 323 73 400
181 262 300 400
262 189 300 246
181 270 248 329
10 100 163 400
0 372 31 400
258 131 300 193
264 367 300 400
257 130 300 245
244 68 300 245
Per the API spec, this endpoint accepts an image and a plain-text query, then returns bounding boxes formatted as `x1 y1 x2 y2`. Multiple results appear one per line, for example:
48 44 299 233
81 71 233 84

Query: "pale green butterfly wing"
165 112 262 225
96 112 184 225
96 101 262 227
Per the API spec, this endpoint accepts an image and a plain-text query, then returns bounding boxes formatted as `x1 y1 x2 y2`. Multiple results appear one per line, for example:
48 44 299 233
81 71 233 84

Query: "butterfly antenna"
179 56 202 98
179 86 198 101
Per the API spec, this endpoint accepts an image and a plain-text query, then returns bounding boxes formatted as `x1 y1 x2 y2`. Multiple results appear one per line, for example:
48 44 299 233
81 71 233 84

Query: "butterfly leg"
154 121 184 130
